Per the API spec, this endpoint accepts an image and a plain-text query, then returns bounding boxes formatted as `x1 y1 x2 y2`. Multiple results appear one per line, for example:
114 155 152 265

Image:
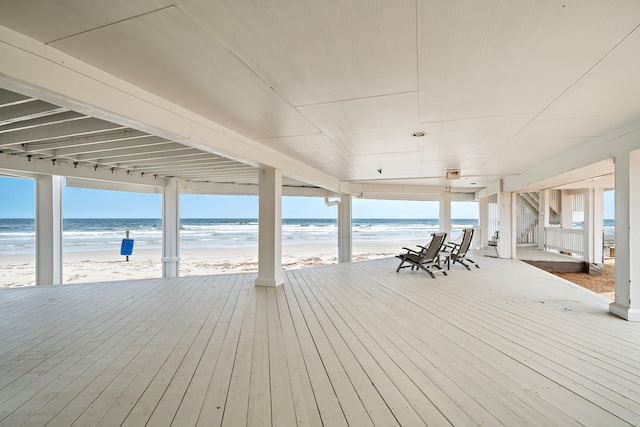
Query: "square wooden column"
583 188 604 273
338 194 352 263
36 175 63 285
538 190 550 250
560 190 573 229
162 177 180 278
610 150 640 321
256 167 284 287
478 195 489 248
498 190 515 259
439 187 452 239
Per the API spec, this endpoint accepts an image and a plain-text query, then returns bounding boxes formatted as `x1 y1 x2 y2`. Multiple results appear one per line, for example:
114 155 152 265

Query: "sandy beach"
1 238 616 302
0 240 422 288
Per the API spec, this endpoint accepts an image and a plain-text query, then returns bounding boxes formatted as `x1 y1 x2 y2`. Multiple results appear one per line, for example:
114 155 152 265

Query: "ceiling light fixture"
445 169 461 180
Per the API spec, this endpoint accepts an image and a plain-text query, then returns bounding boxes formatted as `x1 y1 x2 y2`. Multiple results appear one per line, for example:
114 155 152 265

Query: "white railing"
545 227 584 257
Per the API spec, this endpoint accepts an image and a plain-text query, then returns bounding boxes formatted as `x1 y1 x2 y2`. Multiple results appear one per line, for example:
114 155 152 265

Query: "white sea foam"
2 217 571 256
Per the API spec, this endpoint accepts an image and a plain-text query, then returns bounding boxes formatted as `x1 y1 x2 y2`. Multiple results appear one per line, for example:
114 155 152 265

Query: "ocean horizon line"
0 217 484 220
0 216 616 221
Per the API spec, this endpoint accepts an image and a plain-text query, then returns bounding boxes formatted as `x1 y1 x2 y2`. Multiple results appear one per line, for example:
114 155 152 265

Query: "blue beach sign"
120 238 134 256
121 230 134 261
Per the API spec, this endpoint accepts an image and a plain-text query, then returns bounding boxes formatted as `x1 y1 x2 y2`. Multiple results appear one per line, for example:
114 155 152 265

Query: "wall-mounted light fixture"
445 169 461 180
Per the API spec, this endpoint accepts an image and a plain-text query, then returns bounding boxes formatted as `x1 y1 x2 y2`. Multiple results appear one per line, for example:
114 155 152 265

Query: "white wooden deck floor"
1 255 640 426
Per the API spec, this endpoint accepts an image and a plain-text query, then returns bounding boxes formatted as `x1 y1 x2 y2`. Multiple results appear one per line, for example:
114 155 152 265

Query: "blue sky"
0 176 614 219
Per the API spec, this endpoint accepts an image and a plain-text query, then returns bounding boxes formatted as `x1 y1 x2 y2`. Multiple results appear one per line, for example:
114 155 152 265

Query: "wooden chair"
441 228 479 270
396 232 448 278
487 230 499 257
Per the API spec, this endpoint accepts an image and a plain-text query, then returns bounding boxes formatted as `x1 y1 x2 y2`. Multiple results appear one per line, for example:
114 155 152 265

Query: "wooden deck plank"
304 264 510 426
298 267 452 426
122 274 241 426
265 287 297 426
43 277 215 427
281 271 347 426
286 271 376 426
298 272 421 425
1 256 640 426
0 281 161 388
380 257 636 425
247 286 271 425
67 277 215 427
413 261 640 423
173 273 251 426
218 274 258 427
293 270 402 426
0 279 180 425
333 264 583 426
273 279 324 426
0 283 121 354
21 281 190 426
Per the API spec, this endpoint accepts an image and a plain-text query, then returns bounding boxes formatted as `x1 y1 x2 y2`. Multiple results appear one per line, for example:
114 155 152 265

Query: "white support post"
538 190 550 250
162 177 180 278
497 190 514 259
478 196 489 248
338 194 352 263
440 187 452 240
256 167 284 287
560 190 573 229
610 150 640 321
35 175 63 285
583 188 604 273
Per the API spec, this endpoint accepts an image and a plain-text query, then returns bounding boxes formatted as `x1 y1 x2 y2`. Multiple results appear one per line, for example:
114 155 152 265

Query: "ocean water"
0 218 482 256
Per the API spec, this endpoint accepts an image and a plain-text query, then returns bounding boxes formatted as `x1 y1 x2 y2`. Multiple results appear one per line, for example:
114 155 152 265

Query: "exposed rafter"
0 87 317 192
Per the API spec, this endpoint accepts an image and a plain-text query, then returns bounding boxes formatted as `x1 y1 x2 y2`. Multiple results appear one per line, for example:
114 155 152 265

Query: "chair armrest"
441 242 459 251
401 247 421 255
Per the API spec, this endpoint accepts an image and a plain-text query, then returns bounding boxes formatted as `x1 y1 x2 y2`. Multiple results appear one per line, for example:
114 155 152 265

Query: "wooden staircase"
515 190 563 245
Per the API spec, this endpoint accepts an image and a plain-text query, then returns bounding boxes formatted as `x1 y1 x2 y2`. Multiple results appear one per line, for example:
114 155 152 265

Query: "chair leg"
466 258 480 269
458 260 472 271
418 265 436 278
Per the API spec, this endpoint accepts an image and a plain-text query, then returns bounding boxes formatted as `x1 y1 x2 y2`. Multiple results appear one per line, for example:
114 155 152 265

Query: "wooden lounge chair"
396 232 448 278
441 228 479 270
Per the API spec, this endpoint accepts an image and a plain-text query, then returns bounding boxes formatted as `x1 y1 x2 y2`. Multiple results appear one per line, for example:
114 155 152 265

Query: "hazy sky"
0 176 614 219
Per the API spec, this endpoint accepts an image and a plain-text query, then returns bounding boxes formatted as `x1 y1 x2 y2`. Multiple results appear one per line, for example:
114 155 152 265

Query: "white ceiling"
1 0 639 192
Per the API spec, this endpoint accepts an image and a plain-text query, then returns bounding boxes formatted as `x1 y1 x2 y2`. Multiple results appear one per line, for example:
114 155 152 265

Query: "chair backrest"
455 228 474 256
422 232 447 261
488 230 499 246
